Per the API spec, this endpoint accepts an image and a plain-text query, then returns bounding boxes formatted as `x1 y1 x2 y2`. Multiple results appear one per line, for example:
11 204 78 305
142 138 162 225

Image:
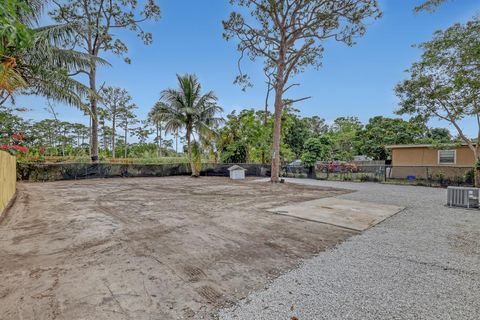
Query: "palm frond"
30 26 111 71
19 0 46 26
156 74 224 148
20 66 92 115
7 11 110 109
33 23 77 46
0 60 27 93
31 46 110 72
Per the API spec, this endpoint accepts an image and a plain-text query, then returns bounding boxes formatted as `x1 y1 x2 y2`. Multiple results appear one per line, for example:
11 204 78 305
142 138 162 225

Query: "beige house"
385 144 475 180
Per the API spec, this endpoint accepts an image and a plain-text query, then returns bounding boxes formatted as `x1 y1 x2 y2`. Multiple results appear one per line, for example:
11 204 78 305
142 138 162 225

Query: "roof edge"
385 143 471 149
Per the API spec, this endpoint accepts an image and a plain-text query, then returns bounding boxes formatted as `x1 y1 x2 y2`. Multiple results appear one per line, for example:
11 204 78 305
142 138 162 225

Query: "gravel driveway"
217 179 480 320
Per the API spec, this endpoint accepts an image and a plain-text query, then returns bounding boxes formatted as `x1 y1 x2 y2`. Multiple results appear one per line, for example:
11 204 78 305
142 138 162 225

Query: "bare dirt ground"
0 177 355 320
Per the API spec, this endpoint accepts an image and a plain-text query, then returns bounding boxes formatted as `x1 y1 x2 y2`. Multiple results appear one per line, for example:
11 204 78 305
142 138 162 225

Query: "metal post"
426 167 429 186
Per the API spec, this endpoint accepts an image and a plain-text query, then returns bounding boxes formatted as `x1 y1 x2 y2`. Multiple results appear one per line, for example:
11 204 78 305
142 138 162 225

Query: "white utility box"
228 165 246 180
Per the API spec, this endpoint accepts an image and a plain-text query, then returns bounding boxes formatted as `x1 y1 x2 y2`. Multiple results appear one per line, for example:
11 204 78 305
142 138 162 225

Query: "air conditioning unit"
447 187 479 208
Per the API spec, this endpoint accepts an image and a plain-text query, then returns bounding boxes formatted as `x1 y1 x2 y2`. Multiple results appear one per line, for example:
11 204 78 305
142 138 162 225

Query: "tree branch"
67 70 90 77
283 83 299 93
283 96 312 106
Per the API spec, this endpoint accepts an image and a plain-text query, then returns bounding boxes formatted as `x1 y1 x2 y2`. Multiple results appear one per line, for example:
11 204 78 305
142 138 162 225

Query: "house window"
438 149 456 165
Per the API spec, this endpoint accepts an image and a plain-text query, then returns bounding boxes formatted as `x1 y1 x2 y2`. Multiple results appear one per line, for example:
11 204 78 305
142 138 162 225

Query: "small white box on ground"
228 165 246 180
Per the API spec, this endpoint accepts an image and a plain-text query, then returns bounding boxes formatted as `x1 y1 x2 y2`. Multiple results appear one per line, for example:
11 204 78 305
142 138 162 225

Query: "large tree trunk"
270 93 283 182
89 67 99 163
88 117 92 157
270 67 285 182
186 123 199 177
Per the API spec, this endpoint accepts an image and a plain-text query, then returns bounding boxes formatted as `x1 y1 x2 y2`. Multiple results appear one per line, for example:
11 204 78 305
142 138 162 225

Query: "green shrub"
453 176 464 185
464 168 474 185
301 137 331 168
360 174 380 182
435 172 446 184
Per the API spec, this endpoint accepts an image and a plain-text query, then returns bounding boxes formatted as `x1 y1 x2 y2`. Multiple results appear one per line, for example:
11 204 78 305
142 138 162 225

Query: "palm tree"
148 102 166 157
0 0 33 102
157 74 223 177
0 56 27 101
16 24 108 109
1 0 108 110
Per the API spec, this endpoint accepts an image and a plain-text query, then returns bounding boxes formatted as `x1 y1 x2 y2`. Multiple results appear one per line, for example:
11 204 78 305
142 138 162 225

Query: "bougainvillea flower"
12 132 25 141
12 144 28 153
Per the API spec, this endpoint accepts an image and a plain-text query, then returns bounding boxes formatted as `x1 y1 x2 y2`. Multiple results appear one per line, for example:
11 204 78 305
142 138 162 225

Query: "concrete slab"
267 197 404 231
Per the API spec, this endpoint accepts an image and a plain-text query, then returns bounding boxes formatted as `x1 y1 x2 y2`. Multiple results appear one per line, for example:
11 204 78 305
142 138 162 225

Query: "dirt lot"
0 177 355 319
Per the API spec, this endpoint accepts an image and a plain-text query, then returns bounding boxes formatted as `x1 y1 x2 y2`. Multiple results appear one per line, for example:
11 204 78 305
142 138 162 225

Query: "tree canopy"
301 136 331 168
1 0 99 108
414 0 448 13
156 74 223 176
396 18 480 158
223 0 381 182
49 0 161 162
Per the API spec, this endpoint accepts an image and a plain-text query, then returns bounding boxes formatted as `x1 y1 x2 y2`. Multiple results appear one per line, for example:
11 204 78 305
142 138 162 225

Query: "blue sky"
14 0 480 139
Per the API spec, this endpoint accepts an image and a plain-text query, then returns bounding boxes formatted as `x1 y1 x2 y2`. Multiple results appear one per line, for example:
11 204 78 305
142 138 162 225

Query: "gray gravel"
217 179 480 320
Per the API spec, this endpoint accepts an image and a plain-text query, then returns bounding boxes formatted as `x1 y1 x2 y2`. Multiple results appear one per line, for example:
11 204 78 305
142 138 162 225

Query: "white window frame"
438 149 456 165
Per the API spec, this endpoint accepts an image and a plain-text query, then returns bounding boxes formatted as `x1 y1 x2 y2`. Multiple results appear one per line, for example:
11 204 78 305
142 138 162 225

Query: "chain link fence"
16 162 272 182
385 165 474 187
282 162 474 187
16 161 475 188
310 164 473 187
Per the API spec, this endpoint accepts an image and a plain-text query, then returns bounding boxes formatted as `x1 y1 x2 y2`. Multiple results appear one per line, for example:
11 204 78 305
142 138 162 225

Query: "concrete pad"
268 197 404 231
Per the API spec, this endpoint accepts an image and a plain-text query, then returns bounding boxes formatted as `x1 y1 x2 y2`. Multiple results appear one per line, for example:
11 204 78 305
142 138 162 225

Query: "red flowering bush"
12 144 29 153
328 161 338 172
1 144 29 155
2 143 29 155
1 132 29 156
340 162 358 173
11 132 25 141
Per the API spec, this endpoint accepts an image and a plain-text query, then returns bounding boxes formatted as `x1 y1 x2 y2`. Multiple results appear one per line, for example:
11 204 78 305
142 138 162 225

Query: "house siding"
391 146 475 167
389 146 475 180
